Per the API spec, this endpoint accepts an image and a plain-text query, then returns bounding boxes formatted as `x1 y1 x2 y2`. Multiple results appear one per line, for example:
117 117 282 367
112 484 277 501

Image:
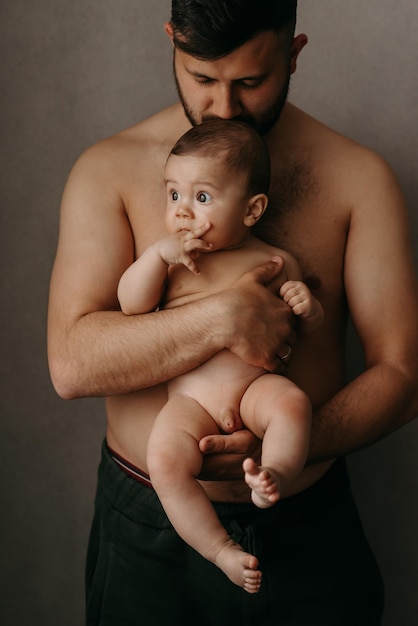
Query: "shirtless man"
47 1 418 624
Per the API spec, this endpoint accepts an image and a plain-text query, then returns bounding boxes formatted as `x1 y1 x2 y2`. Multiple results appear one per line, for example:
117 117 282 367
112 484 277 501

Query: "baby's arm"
280 280 324 334
118 223 212 315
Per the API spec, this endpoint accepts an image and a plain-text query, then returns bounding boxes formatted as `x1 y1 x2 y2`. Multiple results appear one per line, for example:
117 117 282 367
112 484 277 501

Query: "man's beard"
173 61 290 136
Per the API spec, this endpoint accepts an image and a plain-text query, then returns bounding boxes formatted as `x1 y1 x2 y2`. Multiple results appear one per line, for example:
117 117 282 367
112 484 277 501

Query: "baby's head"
165 120 271 248
168 119 271 198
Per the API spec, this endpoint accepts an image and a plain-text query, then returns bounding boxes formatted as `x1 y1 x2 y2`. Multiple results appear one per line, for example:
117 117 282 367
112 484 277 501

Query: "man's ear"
164 22 175 45
290 33 308 74
243 194 269 226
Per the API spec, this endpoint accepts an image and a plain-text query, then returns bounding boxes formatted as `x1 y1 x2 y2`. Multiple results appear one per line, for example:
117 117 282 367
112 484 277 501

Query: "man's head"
166 1 306 133
170 0 297 61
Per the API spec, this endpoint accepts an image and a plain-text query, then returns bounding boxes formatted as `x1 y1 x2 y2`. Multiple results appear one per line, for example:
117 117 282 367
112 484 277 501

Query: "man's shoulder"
288 103 387 167
284 103 394 191
75 103 189 171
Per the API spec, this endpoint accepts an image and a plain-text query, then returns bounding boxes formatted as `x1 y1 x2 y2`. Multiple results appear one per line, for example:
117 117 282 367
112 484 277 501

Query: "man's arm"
308 154 418 463
47 145 295 399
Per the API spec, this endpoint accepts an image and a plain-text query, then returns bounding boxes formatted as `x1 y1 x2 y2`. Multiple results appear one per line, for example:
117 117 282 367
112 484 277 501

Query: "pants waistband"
102 440 351 525
107 444 153 489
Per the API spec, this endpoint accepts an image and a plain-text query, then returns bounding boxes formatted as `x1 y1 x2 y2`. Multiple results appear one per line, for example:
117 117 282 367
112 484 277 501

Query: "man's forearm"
48 257 295 400
307 362 418 464
48 299 225 399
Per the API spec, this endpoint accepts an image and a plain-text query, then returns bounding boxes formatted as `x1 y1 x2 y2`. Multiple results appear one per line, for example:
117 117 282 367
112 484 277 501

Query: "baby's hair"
169 119 271 196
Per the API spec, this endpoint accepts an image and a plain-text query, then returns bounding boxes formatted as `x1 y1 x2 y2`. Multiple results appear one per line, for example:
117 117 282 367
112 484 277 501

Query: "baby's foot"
215 540 262 594
243 458 281 508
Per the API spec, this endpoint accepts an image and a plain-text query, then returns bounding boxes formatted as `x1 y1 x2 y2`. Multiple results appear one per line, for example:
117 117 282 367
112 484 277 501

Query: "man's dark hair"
169 119 271 196
170 0 297 60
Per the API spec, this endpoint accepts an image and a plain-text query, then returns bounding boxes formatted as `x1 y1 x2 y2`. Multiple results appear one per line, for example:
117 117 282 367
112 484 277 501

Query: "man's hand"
198 429 262 481
222 257 297 373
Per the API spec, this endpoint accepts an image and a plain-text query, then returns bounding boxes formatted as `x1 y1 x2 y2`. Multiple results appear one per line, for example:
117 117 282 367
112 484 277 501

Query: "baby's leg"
147 395 262 592
240 375 311 508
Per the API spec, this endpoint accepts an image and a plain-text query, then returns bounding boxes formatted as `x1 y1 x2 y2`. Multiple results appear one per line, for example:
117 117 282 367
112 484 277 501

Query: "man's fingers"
199 433 226 455
199 430 262 480
199 428 258 455
250 256 285 286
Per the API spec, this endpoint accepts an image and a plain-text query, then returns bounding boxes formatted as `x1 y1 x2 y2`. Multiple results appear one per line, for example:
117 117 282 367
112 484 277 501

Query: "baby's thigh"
147 396 220 478
152 395 220 445
240 374 299 437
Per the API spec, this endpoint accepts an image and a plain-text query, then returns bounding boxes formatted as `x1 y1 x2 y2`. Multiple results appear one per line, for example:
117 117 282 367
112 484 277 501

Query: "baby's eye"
171 190 179 201
197 192 212 203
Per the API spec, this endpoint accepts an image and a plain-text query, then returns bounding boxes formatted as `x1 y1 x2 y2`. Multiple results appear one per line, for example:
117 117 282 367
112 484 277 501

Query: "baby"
118 119 323 593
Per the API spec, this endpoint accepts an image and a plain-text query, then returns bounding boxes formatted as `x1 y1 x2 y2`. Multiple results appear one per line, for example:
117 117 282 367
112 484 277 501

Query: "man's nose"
211 84 242 119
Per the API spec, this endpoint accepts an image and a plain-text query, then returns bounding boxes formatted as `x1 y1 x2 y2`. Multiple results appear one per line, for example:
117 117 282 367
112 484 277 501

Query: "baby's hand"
280 280 315 318
158 223 212 274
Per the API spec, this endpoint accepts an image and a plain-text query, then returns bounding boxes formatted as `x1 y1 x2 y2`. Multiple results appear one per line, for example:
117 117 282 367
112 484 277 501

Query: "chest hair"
253 155 323 290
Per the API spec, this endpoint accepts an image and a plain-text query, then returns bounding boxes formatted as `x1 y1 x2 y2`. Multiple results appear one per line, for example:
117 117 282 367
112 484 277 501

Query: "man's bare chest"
127 158 348 303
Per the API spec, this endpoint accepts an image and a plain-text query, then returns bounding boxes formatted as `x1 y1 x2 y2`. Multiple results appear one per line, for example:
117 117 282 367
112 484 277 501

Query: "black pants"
86 442 384 625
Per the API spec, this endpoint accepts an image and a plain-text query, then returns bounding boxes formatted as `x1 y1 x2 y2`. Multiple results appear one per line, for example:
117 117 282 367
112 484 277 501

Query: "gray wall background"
1 1 417 624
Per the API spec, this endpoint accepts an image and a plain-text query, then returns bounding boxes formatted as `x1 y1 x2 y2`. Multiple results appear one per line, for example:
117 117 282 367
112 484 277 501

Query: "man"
47 1 418 624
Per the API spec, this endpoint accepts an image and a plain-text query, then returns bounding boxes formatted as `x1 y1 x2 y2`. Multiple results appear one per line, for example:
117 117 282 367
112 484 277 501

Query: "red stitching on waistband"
108 445 153 489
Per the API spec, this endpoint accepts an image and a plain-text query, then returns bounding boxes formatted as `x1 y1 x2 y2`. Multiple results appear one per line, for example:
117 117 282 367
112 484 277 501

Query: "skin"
118 151 322 591
47 27 418 506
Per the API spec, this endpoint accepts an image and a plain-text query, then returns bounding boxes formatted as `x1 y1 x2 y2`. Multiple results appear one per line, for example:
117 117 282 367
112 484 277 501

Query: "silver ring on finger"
279 345 292 364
